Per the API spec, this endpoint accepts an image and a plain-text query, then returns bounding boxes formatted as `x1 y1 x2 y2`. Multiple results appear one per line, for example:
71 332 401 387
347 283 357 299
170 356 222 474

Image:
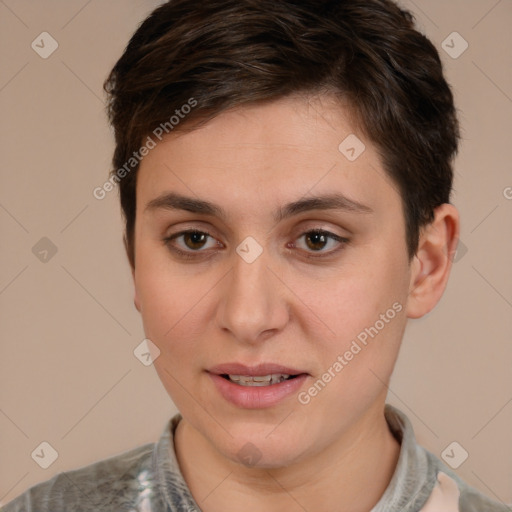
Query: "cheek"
135 267 211 404
289 248 409 389
137 271 210 344
291 255 408 344
134 249 201 353
292 272 407 425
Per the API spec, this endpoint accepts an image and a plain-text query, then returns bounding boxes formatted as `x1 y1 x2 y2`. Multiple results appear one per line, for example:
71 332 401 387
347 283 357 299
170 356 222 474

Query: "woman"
4 1 508 510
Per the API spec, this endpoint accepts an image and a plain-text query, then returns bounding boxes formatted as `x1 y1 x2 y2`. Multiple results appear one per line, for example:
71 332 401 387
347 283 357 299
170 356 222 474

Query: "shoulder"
459 486 511 512
383 405 509 512
456 474 511 512
422 449 510 512
2 442 156 512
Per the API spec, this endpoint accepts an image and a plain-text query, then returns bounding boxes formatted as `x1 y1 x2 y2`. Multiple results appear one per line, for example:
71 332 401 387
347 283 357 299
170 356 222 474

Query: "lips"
208 362 306 377
227 374 293 386
207 362 309 409
208 363 307 386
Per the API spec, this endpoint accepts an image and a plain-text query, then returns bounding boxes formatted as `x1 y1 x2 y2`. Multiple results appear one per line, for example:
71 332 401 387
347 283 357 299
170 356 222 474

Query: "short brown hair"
104 0 460 268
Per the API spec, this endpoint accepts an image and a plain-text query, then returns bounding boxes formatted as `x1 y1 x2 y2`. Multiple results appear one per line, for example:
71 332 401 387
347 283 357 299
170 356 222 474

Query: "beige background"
1 0 511 507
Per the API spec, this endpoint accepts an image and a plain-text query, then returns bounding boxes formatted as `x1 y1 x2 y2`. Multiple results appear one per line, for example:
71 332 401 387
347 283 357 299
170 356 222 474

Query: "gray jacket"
3 405 509 511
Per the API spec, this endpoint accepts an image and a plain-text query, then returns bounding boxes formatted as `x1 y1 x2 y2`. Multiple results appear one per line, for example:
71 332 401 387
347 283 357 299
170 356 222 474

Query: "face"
133 94 413 468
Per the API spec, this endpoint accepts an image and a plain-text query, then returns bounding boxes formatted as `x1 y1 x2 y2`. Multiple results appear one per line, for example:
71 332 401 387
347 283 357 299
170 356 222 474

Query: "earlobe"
134 292 141 312
132 268 142 313
406 203 460 319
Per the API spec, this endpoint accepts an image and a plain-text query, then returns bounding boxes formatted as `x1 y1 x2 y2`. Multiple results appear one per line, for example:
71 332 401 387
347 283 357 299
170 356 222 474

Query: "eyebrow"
144 191 373 221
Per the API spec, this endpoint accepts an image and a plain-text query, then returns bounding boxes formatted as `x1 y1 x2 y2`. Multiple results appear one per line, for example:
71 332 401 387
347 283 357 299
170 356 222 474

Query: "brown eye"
164 230 220 256
304 232 330 251
182 231 209 250
291 229 348 259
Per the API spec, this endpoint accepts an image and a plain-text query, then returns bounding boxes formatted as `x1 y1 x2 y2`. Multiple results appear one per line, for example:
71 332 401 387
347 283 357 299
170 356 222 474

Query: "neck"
174 402 400 512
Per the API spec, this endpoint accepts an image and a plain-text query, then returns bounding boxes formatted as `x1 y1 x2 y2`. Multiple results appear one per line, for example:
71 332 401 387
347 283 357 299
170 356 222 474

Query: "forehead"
136 95 401 222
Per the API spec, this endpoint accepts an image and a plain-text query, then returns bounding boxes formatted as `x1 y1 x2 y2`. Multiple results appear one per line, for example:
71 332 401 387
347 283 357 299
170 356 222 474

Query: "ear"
133 272 141 312
124 233 141 312
406 203 460 319
133 289 141 313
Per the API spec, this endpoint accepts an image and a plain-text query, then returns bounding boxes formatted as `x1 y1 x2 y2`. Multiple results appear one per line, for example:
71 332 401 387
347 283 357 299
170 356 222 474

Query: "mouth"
208 362 308 383
207 363 309 408
219 373 300 386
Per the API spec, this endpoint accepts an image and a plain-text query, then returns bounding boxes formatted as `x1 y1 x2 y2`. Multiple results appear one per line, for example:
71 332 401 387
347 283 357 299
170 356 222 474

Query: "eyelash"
162 229 348 261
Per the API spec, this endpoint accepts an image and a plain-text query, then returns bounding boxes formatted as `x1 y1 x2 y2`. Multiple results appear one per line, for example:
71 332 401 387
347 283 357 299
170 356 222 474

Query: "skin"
132 94 459 512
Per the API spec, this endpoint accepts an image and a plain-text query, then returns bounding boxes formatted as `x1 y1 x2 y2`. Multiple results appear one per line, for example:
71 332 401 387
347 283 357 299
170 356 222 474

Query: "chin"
218 427 309 469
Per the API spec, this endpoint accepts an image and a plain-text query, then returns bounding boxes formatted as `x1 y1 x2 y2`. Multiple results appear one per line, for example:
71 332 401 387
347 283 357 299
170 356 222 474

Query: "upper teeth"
228 374 291 386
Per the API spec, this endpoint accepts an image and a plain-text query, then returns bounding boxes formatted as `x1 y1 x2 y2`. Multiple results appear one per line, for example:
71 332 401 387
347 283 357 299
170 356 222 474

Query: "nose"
216 250 290 345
